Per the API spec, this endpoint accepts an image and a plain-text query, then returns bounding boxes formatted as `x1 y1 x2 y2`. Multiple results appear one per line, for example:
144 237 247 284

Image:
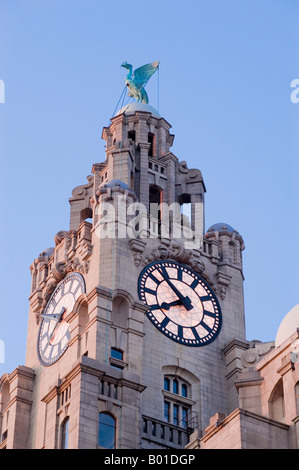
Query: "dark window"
164 401 170 422
182 408 188 429
173 404 179 425
164 377 170 391
173 379 178 394
98 413 116 449
111 348 123 361
148 133 155 157
128 130 135 141
61 418 69 449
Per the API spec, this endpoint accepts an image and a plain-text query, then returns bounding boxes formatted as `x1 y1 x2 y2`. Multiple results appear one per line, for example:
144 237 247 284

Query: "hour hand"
160 300 183 310
41 307 66 322
40 313 61 322
158 269 193 311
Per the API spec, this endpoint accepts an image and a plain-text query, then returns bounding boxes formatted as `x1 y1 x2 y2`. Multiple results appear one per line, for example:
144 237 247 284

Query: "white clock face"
138 260 222 346
37 273 85 366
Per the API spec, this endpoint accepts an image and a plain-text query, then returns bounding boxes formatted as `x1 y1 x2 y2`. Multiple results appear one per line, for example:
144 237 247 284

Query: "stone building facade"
0 102 298 449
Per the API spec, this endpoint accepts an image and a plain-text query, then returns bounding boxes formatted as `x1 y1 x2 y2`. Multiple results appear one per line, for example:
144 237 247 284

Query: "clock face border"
138 259 222 347
37 272 86 366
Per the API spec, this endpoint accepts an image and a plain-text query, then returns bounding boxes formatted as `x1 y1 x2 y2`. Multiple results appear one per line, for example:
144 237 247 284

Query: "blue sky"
0 0 298 376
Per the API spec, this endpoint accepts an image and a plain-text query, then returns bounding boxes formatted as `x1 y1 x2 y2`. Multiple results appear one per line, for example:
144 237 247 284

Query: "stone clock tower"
0 100 248 449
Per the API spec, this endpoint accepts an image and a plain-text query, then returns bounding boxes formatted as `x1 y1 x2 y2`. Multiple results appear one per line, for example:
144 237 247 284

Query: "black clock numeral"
200 295 212 302
190 279 199 289
160 316 170 329
200 320 213 333
158 265 169 280
150 304 161 311
177 268 183 281
203 309 217 319
177 325 184 338
148 272 160 285
191 327 200 341
144 287 157 296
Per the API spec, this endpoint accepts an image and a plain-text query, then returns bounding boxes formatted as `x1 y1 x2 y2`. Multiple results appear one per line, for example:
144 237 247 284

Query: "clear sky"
0 0 298 377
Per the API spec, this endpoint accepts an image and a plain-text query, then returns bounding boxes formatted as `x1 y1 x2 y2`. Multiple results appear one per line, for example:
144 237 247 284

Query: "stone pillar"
6 366 35 449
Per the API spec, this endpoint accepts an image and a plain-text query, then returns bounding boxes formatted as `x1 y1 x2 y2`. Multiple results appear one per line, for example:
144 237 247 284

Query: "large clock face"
37 272 85 366
138 260 222 346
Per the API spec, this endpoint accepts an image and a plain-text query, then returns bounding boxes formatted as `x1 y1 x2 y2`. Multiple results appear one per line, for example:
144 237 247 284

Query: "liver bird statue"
121 61 159 104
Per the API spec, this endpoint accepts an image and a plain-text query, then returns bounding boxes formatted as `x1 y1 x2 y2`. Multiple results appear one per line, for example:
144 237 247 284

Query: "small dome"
207 223 235 233
275 304 299 348
104 179 128 189
116 102 160 119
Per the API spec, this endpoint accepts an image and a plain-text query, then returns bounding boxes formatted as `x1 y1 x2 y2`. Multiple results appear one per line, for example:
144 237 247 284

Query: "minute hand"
160 272 193 311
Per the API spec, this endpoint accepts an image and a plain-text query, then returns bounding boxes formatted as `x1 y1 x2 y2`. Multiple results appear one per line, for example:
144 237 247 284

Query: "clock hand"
158 269 193 311
41 312 63 322
47 307 66 343
160 299 183 310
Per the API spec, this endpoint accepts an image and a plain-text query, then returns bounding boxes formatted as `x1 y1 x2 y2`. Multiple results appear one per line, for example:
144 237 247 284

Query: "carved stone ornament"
131 241 213 286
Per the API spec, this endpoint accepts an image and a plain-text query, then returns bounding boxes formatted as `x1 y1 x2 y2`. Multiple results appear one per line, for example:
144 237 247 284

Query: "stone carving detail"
241 341 275 369
130 241 212 285
71 175 94 198
31 222 92 324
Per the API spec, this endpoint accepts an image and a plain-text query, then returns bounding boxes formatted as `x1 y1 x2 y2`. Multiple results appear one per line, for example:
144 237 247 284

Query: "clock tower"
0 97 247 449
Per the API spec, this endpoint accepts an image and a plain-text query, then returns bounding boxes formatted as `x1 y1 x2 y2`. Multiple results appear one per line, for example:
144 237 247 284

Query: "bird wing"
133 61 159 89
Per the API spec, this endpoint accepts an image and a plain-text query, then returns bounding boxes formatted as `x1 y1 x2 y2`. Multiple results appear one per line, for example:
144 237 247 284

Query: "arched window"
98 413 116 449
61 417 69 449
163 376 191 429
269 379 285 421
173 378 179 394
164 377 170 391
295 381 299 415
111 295 129 328
0 379 10 413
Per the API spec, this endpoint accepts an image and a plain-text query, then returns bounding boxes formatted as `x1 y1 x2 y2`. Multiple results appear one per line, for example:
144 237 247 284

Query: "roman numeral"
177 269 183 281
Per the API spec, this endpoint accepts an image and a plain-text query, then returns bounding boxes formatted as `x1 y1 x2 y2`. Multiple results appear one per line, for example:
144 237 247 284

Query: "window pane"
182 408 188 429
181 383 188 397
111 348 123 360
164 401 170 422
173 379 178 394
173 404 179 425
61 418 69 449
164 378 170 391
98 413 116 449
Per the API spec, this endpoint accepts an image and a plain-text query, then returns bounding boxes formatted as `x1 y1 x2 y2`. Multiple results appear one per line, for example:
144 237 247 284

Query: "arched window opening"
128 130 135 142
295 382 299 415
61 417 69 449
80 207 93 223
148 133 155 157
149 185 163 229
163 376 191 429
0 379 10 412
111 295 129 328
164 377 170 392
178 193 192 226
78 301 89 331
98 413 116 449
269 379 285 421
